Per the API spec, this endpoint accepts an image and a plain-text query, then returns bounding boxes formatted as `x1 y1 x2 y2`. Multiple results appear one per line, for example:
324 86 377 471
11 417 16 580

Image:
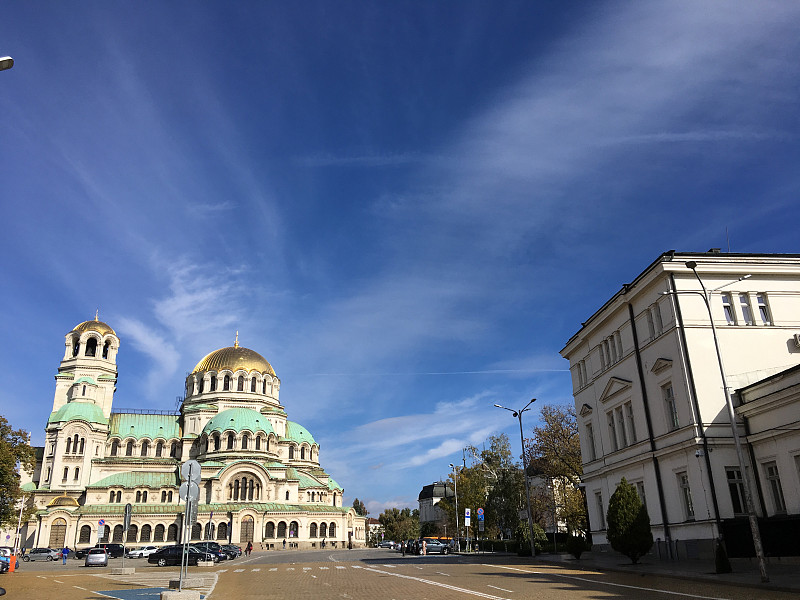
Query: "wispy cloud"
296 152 429 167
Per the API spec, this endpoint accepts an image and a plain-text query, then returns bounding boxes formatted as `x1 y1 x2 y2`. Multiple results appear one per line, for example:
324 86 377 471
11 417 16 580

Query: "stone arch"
217 521 228 541
84 337 98 357
154 524 166 542
309 522 317 538
191 523 202 540
277 521 287 538
127 524 138 543
49 518 67 548
79 524 92 544
329 522 336 537
265 522 275 538
113 524 124 542
167 524 178 542
320 522 327 538
140 524 152 542
240 515 255 543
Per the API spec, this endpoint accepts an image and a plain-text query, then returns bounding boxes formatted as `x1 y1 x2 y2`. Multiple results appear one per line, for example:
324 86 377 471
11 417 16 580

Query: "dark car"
405 539 419 555
191 542 228 563
73 547 93 559
421 538 449 554
220 544 241 559
94 543 125 558
148 545 208 567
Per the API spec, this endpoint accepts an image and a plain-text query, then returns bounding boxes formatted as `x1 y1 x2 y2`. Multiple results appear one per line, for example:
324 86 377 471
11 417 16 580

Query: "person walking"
246 541 253 557
61 546 70 565
282 538 286 550
422 540 427 556
401 541 405 557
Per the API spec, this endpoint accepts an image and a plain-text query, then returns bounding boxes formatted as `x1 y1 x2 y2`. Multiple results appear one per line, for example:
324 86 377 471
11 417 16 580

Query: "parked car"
22 548 61 562
84 548 108 567
92 543 125 558
191 542 228 563
125 546 158 558
148 545 208 567
0 548 13 573
220 544 241 559
421 538 450 554
73 547 93 559
377 540 395 549
405 539 419 555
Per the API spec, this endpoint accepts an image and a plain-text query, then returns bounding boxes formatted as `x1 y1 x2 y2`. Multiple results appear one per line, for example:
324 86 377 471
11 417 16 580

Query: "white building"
418 481 454 528
18 316 366 551
561 251 800 559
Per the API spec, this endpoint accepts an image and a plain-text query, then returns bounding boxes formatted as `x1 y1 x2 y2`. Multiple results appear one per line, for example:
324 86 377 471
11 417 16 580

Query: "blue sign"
98 519 105 526
477 507 484 521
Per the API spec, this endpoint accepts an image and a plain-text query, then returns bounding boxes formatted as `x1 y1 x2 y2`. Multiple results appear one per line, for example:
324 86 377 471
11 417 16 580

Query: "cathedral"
19 317 366 550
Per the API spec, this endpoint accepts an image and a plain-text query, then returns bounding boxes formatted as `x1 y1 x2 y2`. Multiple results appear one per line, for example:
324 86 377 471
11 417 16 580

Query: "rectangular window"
608 338 617 364
585 422 596 461
614 331 623 360
580 360 588 386
646 309 655 339
595 492 605 529
764 462 786 514
726 467 746 516
624 401 637 443
635 481 646 507
607 411 618 451
615 406 627 448
652 303 663 335
739 293 753 325
756 294 772 325
721 293 736 325
678 472 694 520
599 344 606 370
663 384 679 431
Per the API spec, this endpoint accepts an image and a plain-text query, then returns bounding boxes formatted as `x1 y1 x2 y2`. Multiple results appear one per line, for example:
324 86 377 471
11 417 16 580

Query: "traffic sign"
464 508 471 527
181 460 202 484
179 481 200 502
123 503 132 532
98 519 105 526
186 498 198 526
477 507 484 520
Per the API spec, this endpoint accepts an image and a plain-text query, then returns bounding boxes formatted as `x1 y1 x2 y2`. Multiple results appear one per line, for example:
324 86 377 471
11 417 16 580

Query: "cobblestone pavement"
1 550 798 599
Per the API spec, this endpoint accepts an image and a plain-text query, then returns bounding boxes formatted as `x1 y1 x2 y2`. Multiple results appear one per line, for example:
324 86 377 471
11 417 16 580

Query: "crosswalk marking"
270 568 277 571
218 569 227 573
319 567 328 570
336 566 346 569
287 567 295 571
234 569 245 573
252 568 260 572
303 567 312 571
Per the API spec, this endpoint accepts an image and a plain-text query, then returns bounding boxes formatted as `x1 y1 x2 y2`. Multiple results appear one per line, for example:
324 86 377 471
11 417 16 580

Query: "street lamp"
449 463 460 552
662 261 768 582
0 56 14 71
494 399 537 557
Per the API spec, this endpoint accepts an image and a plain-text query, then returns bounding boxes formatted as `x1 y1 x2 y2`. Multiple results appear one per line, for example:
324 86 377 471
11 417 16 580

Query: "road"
1 548 795 599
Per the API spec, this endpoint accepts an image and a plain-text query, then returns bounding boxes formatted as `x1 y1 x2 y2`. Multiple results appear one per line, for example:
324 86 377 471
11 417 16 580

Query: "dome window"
156 441 164 457
237 376 244 391
250 378 257 392
224 375 231 391
85 338 97 357
210 376 217 392
71 336 80 357
242 434 249 450
227 433 234 450
125 441 134 456
289 446 294 460
102 340 110 359
111 440 119 456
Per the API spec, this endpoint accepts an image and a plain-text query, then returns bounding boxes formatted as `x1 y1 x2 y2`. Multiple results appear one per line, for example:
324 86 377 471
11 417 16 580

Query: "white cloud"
114 316 180 401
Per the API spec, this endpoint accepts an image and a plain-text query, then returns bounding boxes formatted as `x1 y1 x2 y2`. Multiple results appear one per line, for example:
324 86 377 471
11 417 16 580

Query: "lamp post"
449 463 460 552
662 261 768 582
494 399 537 557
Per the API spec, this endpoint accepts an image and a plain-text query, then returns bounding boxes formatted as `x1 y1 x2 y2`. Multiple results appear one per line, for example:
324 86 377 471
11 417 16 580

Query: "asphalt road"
1 548 796 599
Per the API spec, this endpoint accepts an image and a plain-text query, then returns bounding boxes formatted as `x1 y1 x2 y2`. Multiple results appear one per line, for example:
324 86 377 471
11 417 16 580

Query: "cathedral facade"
19 317 366 550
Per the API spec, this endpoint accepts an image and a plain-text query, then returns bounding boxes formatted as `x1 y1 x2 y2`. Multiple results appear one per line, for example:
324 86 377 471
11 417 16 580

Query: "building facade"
418 481 454 529
561 251 800 559
19 317 366 550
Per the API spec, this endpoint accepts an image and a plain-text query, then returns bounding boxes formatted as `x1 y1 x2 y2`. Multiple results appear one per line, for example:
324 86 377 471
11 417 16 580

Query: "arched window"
289 521 298 538
301 447 306 460
289 446 294 459
161 491 167 503
154 524 165 542
168 491 173 502
277 522 287 537
79 438 85 454
116 490 122 503
142 491 147 502
265 522 275 538
111 440 119 456
255 436 261 450
74 467 80 481
191 523 202 540
285 490 290 501
66 438 72 453
199 378 205 393
205 522 215 540
156 441 163 457
141 440 149 456
214 436 220 451
113 524 124 542
242 435 249 450
233 480 240 501
217 522 228 541
167 524 178 542
126 441 134 456
85 338 97 357
72 337 80 357
109 491 116 503
332 493 337 506
329 522 336 537
210 375 217 391
237 376 244 391
136 491 141 503
62 467 68 481
310 523 317 538
170 441 179 458
127 524 138 543
102 340 110 359
140 524 152 542
73 433 79 451
320 523 327 538
250 377 257 392
227 433 234 450
262 380 266 394
82 385 86 396
224 375 231 391
79 525 92 544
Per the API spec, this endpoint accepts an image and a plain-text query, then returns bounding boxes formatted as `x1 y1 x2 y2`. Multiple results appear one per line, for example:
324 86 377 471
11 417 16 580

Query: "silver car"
84 548 108 567
22 548 61 562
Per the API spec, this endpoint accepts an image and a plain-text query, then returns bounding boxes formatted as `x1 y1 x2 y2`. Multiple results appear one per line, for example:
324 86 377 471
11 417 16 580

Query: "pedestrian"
282 538 286 549
321 538 325 549
246 541 252 556
422 539 427 556
61 546 70 564
401 541 405 557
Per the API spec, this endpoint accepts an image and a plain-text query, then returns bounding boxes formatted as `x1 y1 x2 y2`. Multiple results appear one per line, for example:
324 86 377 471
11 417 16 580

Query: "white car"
126 545 158 558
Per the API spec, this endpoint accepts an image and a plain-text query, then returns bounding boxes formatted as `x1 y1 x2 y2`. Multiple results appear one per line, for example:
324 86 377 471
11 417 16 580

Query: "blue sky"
2 1 799 515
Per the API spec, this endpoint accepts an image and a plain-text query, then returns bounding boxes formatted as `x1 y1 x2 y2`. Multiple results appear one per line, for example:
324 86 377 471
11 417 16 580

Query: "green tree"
351 498 368 516
606 478 653 564
0 415 36 528
378 507 419 542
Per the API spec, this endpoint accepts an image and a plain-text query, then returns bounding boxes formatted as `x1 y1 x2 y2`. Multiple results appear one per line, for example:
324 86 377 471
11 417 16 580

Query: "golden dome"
72 315 116 336
192 345 276 376
47 494 80 508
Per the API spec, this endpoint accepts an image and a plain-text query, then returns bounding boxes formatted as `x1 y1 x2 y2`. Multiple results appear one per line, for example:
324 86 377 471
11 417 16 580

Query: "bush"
515 522 548 555
606 478 653 564
566 535 590 559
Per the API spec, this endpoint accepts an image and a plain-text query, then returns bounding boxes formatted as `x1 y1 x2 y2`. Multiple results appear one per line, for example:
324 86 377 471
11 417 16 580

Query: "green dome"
285 421 316 445
202 408 274 436
48 401 108 426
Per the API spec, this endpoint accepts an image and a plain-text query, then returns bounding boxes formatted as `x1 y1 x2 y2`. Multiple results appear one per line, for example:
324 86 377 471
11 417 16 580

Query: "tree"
351 498 368 516
378 507 419 542
606 478 653 564
0 415 35 528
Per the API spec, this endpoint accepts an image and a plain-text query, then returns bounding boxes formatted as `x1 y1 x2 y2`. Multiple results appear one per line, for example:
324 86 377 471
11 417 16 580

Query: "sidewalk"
534 550 800 594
